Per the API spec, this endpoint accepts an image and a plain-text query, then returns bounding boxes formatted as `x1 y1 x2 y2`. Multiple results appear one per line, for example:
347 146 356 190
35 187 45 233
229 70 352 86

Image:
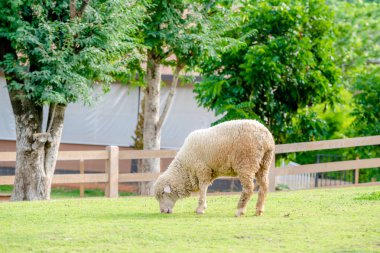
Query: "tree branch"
70 0 90 19
156 65 183 131
77 0 90 18
162 50 173 60
46 104 56 133
367 58 380 65
43 104 67 178
70 0 77 20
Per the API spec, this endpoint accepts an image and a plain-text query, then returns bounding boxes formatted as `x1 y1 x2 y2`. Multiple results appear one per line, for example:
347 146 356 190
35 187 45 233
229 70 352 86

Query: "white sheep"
154 119 275 217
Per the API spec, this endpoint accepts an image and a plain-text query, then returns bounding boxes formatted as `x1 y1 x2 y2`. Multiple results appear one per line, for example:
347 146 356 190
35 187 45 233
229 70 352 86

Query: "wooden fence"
0 136 379 197
269 135 380 191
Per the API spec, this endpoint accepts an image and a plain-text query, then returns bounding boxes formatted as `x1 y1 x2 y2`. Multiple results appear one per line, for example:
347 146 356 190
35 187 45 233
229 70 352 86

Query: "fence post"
268 155 276 192
79 159 85 197
354 156 360 185
105 146 119 198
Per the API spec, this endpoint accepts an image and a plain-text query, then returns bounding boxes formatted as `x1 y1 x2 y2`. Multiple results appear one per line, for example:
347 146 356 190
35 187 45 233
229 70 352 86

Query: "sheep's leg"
236 175 254 217
255 150 273 216
255 171 269 216
195 183 209 214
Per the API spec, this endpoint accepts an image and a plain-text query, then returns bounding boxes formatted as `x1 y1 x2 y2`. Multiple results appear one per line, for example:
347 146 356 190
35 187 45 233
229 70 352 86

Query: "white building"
0 71 219 149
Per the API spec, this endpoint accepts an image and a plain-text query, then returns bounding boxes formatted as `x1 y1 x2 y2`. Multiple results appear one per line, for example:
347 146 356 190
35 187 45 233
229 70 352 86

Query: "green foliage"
350 68 380 137
329 0 380 138
291 89 355 143
0 185 12 193
193 0 379 184
340 1 380 181
0 0 145 105
330 0 380 79
287 109 328 142
195 0 340 143
142 0 235 72
329 0 380 144
0 186 379 252
275 183 290 191
306 1 380 183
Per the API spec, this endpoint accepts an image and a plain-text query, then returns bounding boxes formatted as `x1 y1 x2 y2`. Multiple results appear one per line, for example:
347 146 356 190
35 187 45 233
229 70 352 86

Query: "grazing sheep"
154 119 275 217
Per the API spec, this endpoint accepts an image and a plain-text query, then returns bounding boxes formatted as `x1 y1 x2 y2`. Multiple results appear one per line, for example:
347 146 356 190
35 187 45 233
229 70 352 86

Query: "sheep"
153 119 275 217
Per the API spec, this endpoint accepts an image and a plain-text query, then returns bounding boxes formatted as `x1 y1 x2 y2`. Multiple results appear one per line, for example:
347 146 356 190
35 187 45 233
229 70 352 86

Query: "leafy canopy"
194 0 340 143
288 0 380 182
142 0 234 70
0 0 145 105
330 0 380 137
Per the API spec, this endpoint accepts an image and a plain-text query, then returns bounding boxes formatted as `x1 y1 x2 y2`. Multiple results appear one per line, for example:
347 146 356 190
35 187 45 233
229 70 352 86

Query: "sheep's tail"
260 147 274 175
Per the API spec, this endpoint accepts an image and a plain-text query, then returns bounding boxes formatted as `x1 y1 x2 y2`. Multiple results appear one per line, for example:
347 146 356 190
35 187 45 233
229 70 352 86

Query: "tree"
289 0 380 182
349 68 380 181
330 0 380 166
350 70 380 137
0 0 144 200
330 0 380 83
292 0 380 144
194 0 340 144
137 0 231 194
330 0 380 136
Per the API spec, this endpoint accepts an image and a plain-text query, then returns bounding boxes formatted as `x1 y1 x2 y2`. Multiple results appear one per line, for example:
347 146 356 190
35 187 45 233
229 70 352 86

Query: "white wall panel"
0 75 219 148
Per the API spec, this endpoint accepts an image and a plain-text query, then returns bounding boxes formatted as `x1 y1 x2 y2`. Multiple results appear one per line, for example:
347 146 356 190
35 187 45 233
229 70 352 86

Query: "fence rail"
273 158 380 176
0 135 379 197
269 135 380 191
119 150 177 159
274 136 380 154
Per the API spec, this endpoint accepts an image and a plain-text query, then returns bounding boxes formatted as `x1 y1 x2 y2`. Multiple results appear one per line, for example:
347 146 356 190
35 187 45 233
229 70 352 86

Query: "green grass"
0 185 12 194
0 186 379 253
355 190 380 201
0 185 135 198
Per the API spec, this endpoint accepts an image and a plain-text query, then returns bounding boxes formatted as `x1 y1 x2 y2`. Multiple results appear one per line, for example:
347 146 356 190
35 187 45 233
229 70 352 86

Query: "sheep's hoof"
255 210 264 216
195 209 205 215
235 209 245 217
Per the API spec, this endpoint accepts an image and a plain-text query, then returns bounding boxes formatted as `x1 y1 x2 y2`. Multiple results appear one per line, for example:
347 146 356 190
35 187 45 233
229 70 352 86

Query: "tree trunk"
8 89 66 201
138 51 184 195
140 51 162 195
1 36 66 201
132 94 144 173
156 65 183 131
132 93 145 150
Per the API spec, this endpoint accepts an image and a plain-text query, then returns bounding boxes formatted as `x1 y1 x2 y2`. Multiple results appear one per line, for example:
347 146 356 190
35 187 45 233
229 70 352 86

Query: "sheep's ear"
163 185 171 193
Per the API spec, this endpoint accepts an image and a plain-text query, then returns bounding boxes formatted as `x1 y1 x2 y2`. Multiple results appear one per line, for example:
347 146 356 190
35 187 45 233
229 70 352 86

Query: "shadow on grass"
93 208 257 221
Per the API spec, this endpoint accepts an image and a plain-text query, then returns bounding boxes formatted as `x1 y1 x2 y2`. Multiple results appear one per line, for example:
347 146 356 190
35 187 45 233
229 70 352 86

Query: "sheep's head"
154 183 178 214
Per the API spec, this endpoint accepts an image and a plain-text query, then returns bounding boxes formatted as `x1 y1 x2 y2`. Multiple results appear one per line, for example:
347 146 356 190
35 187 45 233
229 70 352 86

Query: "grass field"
0 185 135 198
0 186 379 253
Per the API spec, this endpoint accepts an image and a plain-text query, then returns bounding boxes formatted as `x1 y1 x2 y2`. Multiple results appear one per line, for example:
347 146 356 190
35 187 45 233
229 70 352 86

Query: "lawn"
0 185 135 198
0 186 379 253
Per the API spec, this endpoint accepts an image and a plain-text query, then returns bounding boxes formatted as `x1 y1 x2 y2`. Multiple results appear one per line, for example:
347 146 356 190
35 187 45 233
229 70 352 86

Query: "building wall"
0 71 216 190
0 72 220 149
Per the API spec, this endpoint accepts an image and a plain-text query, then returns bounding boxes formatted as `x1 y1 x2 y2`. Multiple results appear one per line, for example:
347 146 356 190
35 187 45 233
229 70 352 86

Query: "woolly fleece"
154 119 275 215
